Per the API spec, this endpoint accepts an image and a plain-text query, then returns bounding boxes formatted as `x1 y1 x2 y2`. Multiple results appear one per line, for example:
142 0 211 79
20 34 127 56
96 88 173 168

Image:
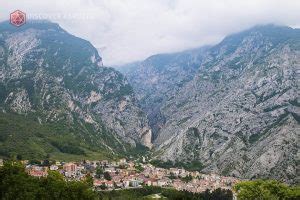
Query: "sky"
1 0 300 66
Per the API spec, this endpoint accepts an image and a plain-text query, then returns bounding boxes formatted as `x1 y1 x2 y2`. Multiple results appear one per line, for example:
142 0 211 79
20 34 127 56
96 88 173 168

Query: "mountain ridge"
0 20 152 160
121 24 300 184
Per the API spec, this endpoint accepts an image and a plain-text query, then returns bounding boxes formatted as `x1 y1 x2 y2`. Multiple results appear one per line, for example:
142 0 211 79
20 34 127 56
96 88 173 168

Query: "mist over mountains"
0 21 299 183
121 25 300 184
0 20 151 160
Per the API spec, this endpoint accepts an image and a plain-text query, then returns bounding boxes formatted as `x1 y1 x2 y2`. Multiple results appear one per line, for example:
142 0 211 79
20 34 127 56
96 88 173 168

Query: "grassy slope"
0 112 118 161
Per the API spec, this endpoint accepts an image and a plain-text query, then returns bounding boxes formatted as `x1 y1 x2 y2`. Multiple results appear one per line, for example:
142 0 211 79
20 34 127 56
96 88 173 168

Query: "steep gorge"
122 25 300 183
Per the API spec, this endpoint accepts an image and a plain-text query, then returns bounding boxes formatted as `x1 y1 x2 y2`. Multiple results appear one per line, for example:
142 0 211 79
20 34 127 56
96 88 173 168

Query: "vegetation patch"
0 162 97 200
98 186 232 200
234 180 300 200
150 160 204 172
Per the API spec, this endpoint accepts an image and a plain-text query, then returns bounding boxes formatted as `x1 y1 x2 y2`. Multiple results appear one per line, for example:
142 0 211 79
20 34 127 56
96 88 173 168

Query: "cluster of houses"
12 158 240 193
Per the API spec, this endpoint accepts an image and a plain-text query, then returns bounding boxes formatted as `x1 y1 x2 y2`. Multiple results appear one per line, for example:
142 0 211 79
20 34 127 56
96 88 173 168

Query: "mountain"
121 25 300 184
119 46 210 140
0 20 152 160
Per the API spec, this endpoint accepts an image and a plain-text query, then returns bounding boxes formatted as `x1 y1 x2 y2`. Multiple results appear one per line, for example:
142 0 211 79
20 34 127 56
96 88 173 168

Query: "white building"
50 165 59 170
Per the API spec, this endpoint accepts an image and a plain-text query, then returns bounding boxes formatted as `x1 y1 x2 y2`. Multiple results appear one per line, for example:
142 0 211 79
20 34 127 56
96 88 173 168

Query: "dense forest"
234 180 300 200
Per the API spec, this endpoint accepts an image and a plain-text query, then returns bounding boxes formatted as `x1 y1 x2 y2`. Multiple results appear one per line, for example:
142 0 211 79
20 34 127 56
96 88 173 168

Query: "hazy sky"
1 0 300 66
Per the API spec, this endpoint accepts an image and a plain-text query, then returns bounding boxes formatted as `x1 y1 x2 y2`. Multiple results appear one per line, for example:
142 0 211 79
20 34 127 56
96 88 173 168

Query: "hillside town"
0 158 240 193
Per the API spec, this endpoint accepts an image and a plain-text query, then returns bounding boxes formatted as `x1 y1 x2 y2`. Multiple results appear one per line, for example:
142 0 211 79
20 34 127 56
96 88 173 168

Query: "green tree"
169 172 176 179
16 154 23 161
234 180 300 200
135 164 144 173
103 172 111 181
99 183 107 190
95 167 103 178
29 159 41 165
85 173 94 187
210 188 233 200
42 159 50 166
0 161 99 200
181 175 193 183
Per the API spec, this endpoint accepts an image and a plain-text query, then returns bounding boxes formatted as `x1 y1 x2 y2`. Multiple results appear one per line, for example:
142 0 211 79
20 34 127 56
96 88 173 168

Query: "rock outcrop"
123 25 300 184
0 20 152 159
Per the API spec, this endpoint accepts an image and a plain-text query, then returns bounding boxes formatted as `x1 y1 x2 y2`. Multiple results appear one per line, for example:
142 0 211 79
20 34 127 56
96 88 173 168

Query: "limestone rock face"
120 46 209 141
122 25 300 184
0 20 152 157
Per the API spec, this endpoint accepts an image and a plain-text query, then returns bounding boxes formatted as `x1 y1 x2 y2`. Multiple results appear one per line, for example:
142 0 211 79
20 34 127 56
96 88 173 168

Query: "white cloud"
1 0 300 65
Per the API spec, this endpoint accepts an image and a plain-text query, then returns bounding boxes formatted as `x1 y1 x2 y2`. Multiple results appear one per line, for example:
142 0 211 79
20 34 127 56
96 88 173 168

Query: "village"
2 158 241 193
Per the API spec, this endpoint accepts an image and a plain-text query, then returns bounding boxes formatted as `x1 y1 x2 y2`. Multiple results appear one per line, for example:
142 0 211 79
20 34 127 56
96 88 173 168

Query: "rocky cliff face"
0 20 152 159
122 25 300 183
120 47 209 141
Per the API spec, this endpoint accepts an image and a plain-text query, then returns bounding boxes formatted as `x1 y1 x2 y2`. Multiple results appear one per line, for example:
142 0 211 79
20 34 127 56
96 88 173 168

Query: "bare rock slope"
123 25 300 183
0 21 152 159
